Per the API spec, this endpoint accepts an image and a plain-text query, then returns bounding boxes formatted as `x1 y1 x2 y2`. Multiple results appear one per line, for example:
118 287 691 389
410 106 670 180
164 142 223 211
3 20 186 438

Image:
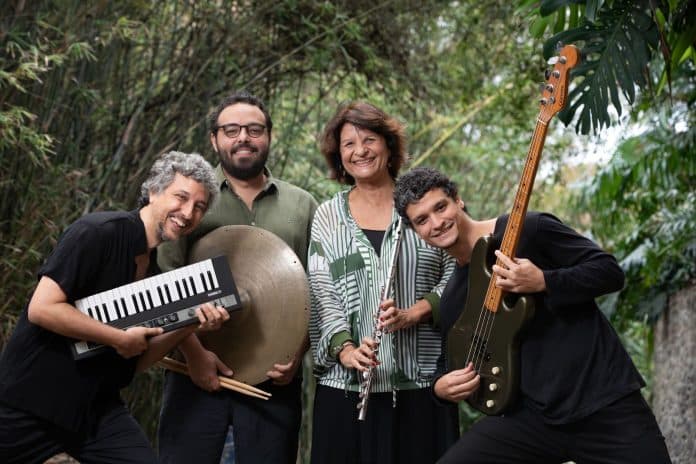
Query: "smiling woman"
320 101 406 187
307 101 459 464
338 123 391 184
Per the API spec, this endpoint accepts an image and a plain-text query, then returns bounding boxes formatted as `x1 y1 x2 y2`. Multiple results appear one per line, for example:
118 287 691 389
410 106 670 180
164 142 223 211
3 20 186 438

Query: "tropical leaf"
539 0 585 18
542 0 660 134
578 109 696 322
584 0 605 23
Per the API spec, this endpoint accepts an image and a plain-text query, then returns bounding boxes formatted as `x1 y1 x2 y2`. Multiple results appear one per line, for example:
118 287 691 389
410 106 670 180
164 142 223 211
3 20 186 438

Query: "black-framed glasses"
215 123 266 138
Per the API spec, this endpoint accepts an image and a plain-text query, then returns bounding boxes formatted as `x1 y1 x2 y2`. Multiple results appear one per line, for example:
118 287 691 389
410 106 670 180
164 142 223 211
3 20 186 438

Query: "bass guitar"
447 44 580 415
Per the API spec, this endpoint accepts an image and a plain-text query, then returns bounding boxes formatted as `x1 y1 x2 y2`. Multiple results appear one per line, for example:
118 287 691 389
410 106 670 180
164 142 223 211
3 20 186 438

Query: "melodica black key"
70 255 241 360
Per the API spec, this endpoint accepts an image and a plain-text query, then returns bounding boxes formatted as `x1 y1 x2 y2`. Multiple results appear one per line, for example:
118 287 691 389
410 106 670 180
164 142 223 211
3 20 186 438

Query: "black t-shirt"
438 212 644 424
0 210 157 435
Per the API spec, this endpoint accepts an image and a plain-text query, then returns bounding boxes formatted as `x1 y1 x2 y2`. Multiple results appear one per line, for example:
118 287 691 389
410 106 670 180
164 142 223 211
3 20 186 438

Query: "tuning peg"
539 98 548 106
547 56 559 65
544 69 551 80
555 41 564 52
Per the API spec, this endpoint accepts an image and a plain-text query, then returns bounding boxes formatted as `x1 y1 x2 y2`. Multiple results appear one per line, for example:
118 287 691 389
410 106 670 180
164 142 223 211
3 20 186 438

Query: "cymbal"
188 225 309 386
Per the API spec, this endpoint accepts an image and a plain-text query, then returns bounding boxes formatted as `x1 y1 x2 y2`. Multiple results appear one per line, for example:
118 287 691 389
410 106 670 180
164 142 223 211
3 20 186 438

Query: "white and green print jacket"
308 190 455 392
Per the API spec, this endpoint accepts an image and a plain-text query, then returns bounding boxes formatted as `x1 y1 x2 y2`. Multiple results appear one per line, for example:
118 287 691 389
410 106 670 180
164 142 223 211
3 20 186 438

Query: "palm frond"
542 0 660 134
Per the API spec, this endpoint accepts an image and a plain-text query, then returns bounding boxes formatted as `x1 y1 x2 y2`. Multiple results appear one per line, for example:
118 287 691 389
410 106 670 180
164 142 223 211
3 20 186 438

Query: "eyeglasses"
215 123 266 139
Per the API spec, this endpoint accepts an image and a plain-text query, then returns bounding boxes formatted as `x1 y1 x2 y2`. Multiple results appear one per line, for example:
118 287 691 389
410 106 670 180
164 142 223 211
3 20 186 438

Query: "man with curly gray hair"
0 150 228 464
140 150 219 209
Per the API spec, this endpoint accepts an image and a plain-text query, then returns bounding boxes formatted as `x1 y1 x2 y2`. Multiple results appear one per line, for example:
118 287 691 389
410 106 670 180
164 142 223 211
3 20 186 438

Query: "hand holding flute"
338 337 379 371
341 297 421 369
356 219 403 421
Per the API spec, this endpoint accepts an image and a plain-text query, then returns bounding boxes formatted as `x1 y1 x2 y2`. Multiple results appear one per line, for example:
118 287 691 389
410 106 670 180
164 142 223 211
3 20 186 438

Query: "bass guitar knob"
486 400 496 409
489 383 498 392
491 366 501 375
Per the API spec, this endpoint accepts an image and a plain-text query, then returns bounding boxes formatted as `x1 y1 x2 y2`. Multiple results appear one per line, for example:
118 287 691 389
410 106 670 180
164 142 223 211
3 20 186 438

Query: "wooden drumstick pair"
158 357 272 400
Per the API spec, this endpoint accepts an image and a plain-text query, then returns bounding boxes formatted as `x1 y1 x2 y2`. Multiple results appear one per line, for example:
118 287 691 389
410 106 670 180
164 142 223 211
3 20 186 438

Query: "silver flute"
357 218 404 421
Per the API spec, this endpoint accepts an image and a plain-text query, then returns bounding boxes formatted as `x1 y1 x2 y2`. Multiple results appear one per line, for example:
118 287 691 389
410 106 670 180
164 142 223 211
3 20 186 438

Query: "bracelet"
331 340 355 360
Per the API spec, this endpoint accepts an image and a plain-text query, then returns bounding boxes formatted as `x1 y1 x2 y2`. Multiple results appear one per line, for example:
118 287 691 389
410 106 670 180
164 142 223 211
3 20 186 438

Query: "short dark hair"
209 90 273 135
394 167 458 226
320 101 407 185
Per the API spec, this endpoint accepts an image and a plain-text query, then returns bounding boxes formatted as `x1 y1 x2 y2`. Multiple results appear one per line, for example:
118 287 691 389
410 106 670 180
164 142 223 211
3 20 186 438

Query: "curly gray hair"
140 151 218 209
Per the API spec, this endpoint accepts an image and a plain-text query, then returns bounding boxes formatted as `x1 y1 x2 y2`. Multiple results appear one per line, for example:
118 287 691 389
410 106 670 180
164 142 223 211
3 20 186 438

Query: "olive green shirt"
158 165 317 272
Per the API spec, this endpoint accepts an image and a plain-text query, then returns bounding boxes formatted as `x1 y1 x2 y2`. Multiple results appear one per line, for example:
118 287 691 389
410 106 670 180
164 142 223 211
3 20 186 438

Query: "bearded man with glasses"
157 91 317 464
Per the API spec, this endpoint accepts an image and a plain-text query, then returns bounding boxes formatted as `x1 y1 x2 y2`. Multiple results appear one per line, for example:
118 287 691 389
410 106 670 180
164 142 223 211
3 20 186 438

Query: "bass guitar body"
447 235 535 415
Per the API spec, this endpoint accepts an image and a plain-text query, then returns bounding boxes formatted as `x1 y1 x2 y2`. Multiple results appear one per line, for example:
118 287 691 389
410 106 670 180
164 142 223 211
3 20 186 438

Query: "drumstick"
159 357 271 399
158 357 272 400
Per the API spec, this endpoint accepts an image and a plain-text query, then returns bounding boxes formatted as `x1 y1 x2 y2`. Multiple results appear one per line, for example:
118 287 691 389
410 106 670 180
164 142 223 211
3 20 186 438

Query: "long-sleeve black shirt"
438 212 644 424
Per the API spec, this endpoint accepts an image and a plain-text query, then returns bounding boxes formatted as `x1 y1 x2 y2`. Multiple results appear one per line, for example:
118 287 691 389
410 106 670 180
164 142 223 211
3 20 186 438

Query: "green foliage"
3 0 494 453
550 2 659 134
654 0 696 95
4 0 684 458
0 9 93 171
579 106 696 323
522 0 660 134
518 0 696 134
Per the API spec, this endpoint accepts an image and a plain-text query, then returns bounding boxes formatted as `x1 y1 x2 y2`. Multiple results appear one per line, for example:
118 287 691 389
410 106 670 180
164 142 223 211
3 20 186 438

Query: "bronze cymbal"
188 225 309 386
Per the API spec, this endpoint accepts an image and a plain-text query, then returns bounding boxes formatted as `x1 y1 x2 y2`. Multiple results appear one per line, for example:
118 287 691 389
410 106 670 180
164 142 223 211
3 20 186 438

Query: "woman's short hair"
320 101 407 185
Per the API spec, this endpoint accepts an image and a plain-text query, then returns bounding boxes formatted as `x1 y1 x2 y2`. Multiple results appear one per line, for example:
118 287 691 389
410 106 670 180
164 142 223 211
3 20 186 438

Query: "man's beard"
157 222 169 243
219 143 269 180
157 218 181 243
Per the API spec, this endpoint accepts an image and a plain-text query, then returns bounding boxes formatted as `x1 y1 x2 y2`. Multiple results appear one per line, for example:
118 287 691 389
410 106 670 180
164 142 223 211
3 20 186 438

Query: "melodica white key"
71 255 241 360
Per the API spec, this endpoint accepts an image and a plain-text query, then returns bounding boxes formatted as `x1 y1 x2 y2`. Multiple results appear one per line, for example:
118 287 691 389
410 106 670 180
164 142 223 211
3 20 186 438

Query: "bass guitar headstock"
539 44 580 124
